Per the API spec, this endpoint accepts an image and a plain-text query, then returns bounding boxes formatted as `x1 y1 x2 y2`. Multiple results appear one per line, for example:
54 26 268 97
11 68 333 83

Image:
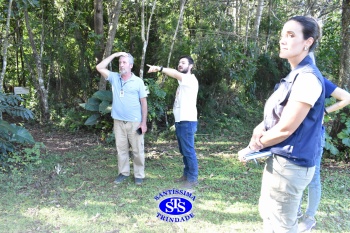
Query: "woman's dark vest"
263 55 325 167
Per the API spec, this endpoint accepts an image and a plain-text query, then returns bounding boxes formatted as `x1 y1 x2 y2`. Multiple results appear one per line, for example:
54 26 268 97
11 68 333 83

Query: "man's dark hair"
179 55 194 65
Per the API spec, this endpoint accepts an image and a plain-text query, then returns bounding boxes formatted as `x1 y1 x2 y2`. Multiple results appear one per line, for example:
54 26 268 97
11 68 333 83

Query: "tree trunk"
244 1 254 53
92 0 104 98
339 0 350 87
252 0 264 57
0 0 13 94
98 0 123 91
167 0 187 68
161 0 187 85
14 17 26 88
94 0 104 68
140 0 156 79
330 0 350 138
264 0 273 53
24 8 50 121
235 0 242 38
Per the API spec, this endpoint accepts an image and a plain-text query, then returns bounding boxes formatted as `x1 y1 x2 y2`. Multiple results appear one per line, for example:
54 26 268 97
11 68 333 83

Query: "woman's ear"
306 37 315 49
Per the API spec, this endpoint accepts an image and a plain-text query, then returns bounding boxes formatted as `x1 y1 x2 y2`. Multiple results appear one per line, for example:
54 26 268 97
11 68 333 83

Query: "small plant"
337 113 350 147
0 92 37 172
5 142 45 172
324 112 350 160
79 90 112 126
55 107 90 132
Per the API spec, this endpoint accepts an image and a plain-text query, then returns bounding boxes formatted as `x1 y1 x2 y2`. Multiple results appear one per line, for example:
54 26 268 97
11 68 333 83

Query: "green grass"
0 131 349 232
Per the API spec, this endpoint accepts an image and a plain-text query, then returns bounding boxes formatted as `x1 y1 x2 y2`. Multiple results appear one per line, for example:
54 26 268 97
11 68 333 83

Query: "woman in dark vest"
245 16 325 232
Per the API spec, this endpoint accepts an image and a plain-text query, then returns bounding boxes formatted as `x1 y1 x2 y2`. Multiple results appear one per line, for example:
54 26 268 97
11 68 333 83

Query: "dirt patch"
26 123 102 154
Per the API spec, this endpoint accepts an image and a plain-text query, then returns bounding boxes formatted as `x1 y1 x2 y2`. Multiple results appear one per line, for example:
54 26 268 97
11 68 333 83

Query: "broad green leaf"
11 125 35 144
84 103 99 112
99 100 112 114
342 138 350 147
83 98 100 111
0 141 14 154
329 144 339 155
337 131 347 139
87 97 101 105
93 90 112 102
84 113 100 125
0 119 16 134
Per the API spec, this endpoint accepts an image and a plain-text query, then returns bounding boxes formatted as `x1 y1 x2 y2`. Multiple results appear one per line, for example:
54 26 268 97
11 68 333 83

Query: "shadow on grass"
0 138 349 232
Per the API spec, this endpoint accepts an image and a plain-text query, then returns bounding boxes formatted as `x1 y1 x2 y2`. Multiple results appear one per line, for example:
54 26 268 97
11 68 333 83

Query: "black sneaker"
135 178 143 186
114 174 128 184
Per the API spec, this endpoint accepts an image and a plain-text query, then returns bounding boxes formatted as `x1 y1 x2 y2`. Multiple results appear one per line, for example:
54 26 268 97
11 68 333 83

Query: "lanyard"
120 79 127 91
120 78 128 97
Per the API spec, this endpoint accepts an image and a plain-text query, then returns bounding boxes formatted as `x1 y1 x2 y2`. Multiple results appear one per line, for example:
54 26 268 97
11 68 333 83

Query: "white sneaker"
298 215 316 232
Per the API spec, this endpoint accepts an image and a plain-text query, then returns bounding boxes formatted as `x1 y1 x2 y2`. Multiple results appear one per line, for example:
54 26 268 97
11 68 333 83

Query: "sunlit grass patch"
0 124 349 232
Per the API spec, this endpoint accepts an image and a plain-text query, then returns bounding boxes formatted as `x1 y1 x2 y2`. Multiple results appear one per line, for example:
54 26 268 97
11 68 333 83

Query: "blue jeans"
304 127 325 217
175 121 198 182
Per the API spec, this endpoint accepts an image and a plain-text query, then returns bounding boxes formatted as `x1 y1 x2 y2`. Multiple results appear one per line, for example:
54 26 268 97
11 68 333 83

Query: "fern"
0 92 36 171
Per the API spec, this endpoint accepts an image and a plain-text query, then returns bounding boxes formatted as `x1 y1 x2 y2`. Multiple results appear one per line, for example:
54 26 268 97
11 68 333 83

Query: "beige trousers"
114 120 145 178
259 155 315 233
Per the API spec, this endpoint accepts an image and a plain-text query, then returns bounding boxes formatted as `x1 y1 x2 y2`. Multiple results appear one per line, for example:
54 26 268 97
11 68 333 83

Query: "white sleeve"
289 73 322 107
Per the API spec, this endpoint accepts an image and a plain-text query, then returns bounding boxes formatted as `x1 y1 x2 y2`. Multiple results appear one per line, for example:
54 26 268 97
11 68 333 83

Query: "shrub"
324 112 350 161
0 92 40 172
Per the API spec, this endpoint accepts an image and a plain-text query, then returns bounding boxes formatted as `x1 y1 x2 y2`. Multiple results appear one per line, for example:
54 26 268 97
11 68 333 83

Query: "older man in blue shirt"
97 52 148 186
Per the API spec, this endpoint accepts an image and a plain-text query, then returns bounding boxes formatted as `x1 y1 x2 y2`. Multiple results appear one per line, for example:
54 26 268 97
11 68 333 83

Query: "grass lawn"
0 128 349 233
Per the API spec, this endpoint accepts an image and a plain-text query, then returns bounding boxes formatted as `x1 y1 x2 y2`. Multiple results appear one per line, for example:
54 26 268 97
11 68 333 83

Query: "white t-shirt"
173 74 198 122
289 73 322 107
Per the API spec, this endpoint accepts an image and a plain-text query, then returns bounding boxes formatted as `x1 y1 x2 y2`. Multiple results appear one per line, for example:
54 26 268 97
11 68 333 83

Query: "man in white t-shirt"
147 56 199 189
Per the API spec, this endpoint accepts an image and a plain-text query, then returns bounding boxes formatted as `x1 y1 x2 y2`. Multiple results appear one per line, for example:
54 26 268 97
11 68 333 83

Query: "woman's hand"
249 123 265 150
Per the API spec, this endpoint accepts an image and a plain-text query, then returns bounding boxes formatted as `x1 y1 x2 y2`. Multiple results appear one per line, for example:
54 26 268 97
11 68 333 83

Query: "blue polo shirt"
107 72 147 122
324 78 337 98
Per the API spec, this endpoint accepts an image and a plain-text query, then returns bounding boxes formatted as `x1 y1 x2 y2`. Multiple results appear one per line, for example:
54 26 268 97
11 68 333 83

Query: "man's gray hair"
122 53 134 65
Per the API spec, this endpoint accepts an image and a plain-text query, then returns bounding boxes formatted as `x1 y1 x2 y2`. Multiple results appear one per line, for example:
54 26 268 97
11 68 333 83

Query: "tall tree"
98 0 123 91
330 0 350 137
167 0 186 68
0 0 13 94
243 1 254 52
94 0 104 68
140 0 156 79
252 0 265 57
24 6 50 121
161 0 187 85
339 0 350 87
264 0 274 53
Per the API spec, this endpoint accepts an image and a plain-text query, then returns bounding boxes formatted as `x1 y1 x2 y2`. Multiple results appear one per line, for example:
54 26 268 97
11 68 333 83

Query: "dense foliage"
0 0 349 164
0 92 43 172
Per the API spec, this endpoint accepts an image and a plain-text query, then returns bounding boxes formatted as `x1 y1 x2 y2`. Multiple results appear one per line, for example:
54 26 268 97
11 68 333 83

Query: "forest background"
1 0 350 232
1 0 350 169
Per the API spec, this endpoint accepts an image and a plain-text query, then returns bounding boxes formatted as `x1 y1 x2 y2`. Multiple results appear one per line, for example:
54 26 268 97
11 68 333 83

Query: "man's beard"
119 69 127 75
179 67 189 74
